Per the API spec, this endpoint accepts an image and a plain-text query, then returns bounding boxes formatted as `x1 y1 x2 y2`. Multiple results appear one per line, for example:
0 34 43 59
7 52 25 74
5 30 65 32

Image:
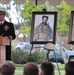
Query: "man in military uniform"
0 8 16 60
34 16 52 41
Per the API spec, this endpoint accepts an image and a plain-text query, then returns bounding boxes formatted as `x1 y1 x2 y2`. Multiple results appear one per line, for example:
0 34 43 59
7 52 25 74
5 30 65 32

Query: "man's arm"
34 25 40 41
9 23 16 40
48 25 52 40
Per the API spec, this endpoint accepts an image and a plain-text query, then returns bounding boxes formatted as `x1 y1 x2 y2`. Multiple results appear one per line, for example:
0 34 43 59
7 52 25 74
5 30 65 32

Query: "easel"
30 8 61 75
44 43 61 75
30 43 61 75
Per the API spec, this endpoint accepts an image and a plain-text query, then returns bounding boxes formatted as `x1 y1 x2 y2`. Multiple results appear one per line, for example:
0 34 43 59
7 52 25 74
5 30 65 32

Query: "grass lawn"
16 67 24 70
55 63 65 70
15 67 23 75
54 63 65 75
15 64 65 75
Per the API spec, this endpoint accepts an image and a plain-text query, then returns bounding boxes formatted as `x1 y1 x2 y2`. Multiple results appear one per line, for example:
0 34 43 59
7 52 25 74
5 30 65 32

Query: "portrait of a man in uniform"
69 11 74 44
34 15 52 41
30 12 57 44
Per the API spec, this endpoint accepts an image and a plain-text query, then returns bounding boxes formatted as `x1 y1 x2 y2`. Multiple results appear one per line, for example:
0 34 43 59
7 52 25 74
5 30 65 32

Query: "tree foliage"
20 0 45 36
53 1 71 36
51 1 74 36
20 0 74 36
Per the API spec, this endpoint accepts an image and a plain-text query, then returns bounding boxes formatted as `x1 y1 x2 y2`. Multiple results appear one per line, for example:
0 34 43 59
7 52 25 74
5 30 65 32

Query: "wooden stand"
0 36 10 63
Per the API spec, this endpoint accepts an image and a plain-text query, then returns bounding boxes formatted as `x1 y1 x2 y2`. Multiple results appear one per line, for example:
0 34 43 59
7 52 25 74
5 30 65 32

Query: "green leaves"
20 1 45 36
20 0 74 36
53 1 71 36
20 25 31 35
11 50 46 64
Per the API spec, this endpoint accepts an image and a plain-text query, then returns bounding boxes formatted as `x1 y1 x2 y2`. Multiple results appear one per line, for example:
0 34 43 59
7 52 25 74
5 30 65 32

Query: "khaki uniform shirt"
34 23 52 41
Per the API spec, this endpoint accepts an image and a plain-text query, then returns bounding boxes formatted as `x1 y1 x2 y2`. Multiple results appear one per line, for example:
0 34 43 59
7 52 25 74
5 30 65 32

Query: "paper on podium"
0 36 10 45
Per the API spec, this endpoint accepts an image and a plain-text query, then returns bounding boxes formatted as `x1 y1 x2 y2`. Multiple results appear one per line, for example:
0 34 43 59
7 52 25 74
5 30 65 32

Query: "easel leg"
54 50 61 75
30 44 33 54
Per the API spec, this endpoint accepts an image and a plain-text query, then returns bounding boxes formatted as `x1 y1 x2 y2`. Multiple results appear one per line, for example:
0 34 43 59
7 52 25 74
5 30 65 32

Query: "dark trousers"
6 45 11 60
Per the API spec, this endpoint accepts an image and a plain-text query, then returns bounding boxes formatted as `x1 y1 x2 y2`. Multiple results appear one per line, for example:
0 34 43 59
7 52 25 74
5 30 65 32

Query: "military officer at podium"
0 8 16 60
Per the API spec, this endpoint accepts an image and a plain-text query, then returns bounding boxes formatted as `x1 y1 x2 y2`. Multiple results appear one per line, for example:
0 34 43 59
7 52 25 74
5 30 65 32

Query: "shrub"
30 51 46 63
11 50 28 64
11 49 46 64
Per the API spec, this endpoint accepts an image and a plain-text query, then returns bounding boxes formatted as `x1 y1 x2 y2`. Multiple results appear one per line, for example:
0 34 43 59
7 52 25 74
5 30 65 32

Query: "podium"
0 36 10 63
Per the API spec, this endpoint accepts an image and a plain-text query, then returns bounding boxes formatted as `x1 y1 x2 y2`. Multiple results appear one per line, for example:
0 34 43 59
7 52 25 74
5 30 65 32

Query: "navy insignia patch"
4 25 9 30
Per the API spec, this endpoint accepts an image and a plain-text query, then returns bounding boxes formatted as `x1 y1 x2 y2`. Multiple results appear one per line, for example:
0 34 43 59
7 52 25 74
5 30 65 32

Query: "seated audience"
0 61 15 75
40 62 54 75
65 61 74 75
23 62 39 75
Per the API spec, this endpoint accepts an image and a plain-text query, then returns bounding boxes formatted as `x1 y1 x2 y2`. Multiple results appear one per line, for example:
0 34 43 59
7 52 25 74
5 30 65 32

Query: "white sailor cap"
0 8 6 15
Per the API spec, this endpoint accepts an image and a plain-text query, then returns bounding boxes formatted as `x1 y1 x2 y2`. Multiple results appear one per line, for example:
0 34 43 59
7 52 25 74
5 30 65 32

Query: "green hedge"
11 50 28 64
11 49 46 64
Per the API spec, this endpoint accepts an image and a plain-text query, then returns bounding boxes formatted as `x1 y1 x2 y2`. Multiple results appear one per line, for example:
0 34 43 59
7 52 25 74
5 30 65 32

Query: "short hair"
41 62 54 75
0 61 15 75
65 61 74 75
42 16 48 20
23 62 39 75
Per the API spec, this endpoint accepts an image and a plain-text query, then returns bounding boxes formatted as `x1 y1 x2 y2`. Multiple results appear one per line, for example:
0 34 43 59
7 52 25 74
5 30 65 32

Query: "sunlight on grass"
16 67 24 70
15 70 23 75
55 64 65 70
15 66 23 75
55 71 65 75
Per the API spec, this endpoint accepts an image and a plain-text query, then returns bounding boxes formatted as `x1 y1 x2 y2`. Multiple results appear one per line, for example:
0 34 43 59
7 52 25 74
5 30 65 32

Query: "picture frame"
30 12 57 44
68 11 74 44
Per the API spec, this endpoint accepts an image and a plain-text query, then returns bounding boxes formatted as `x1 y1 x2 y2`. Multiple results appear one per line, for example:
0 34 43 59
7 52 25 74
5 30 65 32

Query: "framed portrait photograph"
68 11 74 44
30 12 57 44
